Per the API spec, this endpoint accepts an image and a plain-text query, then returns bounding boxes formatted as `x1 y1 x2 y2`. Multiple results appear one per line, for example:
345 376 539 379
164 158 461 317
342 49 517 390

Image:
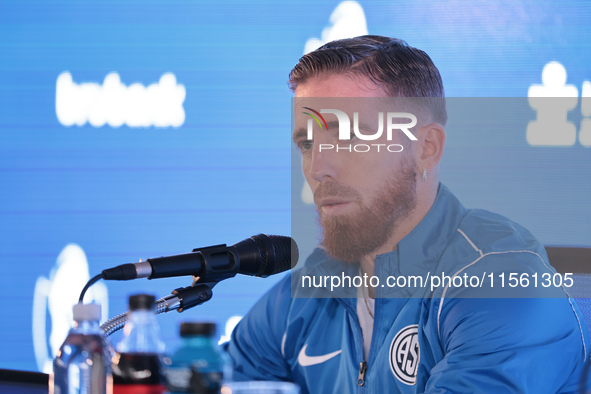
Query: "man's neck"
360 181 439 298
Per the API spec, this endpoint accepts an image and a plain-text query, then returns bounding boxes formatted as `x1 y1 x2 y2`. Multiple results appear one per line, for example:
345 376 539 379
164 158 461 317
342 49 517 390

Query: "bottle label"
166 367 192 391
189 370 223 394
113 383 167 394
166 366 222 393
112 353 166 386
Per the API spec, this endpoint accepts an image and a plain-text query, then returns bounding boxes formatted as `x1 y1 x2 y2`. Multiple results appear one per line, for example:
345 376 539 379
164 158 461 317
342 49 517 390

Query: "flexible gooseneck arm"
100 283 214 337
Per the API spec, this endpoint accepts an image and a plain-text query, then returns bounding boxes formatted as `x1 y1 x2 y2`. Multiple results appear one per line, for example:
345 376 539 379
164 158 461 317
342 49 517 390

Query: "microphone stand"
100 282 215 337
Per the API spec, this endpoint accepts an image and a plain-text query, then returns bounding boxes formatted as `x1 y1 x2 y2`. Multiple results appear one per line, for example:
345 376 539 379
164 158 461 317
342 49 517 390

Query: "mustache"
313 181 361 205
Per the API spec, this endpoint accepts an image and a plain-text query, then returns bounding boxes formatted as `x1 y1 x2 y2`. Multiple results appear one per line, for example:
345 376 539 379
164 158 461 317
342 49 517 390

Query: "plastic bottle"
112 294 167 394
166 322 229 394
51 302 113 394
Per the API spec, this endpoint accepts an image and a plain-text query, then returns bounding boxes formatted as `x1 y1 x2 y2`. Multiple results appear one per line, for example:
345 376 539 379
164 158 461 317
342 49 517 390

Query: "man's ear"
416 123 446 171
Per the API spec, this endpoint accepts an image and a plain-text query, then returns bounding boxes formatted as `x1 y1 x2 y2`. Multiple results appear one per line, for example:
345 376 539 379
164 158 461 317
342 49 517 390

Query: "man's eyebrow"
292 120 341 141
293 127 307 142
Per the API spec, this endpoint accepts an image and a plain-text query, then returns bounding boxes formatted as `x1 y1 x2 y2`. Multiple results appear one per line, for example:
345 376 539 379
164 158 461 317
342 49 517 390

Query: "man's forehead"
294 73 388 98
293 97 430 127
291 101 396 143
293 97 395 111
292 97 407 126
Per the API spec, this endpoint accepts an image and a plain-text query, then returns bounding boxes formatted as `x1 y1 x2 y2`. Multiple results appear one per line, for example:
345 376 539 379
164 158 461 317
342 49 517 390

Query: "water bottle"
112 294 167 394
51 302 113 394
166 322 229 394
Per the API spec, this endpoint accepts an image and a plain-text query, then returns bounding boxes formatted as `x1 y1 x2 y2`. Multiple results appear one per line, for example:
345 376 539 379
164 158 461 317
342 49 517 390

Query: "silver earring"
422 169 427 182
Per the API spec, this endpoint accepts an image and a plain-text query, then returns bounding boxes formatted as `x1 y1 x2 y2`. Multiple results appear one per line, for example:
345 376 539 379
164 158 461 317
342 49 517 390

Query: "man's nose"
309 143 339 182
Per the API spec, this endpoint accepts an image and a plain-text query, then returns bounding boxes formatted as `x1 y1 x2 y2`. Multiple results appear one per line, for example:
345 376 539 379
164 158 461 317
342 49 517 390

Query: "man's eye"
298 140 313 151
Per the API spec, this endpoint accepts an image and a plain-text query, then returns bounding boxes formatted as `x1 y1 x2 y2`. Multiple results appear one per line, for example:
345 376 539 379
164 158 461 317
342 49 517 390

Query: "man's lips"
317 198 353 215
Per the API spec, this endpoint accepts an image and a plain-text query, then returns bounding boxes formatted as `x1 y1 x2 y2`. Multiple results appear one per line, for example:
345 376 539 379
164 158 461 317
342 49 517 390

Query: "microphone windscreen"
266 235 299 275
250 234 298 277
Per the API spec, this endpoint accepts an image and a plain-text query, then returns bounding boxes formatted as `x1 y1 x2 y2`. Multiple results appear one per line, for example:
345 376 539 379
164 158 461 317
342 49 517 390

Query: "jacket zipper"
334 297 369 390
357 361 367 386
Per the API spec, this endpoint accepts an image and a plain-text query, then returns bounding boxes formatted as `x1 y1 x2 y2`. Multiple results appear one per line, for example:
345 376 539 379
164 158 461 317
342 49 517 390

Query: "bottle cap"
180 322 216 337
128 294 156 311
73 303 101 322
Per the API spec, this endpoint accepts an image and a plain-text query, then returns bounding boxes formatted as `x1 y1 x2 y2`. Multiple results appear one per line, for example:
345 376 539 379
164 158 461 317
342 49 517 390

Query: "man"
227 36 589 393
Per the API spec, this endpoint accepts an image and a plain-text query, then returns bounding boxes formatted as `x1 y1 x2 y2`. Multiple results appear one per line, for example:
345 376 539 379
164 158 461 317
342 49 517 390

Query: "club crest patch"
389 324 420 385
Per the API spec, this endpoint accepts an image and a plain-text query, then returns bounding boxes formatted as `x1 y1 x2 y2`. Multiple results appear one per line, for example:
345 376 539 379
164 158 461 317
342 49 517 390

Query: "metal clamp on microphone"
100 283 215 337
172 283 214 313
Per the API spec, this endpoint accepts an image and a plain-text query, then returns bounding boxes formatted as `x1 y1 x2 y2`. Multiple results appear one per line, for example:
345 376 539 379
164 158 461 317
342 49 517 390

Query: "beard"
315 158 417 263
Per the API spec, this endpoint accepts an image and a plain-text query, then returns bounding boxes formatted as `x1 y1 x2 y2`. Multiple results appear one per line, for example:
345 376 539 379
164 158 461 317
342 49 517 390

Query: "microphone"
101 234 298 283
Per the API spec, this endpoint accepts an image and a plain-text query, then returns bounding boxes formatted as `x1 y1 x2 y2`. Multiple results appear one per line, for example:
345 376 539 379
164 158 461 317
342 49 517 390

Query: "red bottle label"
113 383 167 394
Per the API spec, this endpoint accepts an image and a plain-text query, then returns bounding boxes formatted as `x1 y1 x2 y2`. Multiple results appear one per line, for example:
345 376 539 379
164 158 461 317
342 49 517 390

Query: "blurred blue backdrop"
0 0 589 372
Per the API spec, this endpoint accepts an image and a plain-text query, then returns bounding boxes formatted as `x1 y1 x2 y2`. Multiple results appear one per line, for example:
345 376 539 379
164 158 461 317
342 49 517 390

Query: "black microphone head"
235 234 299 277
258 234 298 275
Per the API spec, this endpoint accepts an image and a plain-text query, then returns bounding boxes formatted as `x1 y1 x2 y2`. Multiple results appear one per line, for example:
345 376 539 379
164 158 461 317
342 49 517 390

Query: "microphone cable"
79 273 105 302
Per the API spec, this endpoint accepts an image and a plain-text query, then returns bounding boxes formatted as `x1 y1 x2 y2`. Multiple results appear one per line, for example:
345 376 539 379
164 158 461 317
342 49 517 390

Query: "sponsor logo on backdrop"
303 1 368 55
32 244 108 373
527 61 591 147
218 315 243 344
56 72 186 128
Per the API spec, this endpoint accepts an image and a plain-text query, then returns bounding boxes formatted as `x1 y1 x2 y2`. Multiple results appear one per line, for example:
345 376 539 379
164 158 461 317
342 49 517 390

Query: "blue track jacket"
228 184 590 393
